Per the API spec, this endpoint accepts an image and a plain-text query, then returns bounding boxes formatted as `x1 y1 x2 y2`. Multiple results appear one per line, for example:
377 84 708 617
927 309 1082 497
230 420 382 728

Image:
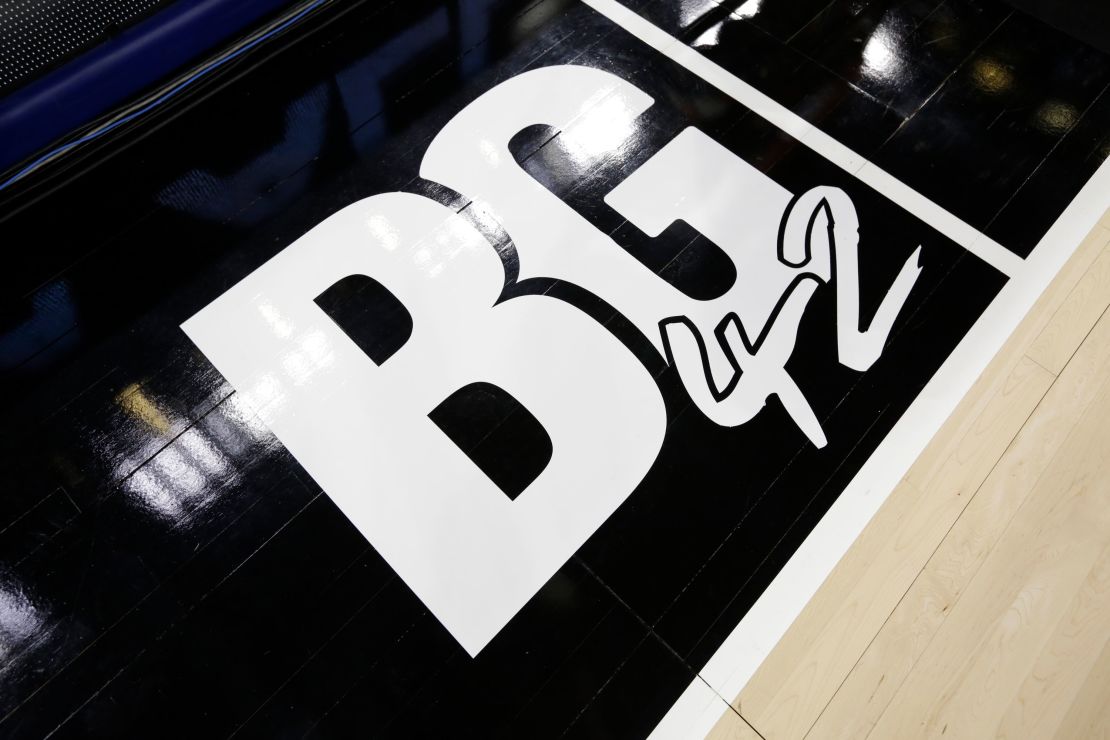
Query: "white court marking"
186 62 932 659
575 0 1110 736
583 0 1024 279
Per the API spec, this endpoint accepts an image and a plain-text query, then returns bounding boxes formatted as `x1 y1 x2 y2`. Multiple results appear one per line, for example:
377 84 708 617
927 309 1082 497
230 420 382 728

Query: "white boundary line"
578 0 1110 736
671 155 1110 740
583 0 1024 278
648 676 748 740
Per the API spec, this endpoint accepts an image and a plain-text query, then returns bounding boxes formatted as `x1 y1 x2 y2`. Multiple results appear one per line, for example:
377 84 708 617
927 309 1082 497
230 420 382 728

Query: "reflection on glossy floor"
711 208 1110 738
0 0 1107 737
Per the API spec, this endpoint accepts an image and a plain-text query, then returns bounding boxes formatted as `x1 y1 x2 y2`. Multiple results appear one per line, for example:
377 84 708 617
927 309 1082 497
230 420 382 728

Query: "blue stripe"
0 0 325 191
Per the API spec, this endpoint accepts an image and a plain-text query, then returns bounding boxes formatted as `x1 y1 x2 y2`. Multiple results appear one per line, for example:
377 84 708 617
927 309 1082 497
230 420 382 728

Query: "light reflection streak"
0 577 48 666
479 138 501 166
731 0 763 20
366 213 400 251
124 428 227 522
280 329 335 386
258 301 294 338
694 24 720 47
560 94 637 165
214 393 271 452
692 1 762 47
114 386 271 525
244 372 284 412
861 25 902 83
680 0 719 28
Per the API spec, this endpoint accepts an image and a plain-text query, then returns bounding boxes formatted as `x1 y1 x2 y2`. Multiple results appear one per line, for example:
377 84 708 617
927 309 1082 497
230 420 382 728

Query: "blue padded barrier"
0 0 313 184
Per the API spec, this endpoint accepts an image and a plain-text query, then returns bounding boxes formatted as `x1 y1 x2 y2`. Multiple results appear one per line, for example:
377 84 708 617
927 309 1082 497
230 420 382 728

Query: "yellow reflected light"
1035 100 1078 135
971 57 1012 94
117 382 172 435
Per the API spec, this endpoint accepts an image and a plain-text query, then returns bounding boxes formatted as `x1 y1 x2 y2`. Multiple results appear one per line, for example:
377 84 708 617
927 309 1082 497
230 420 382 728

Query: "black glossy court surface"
1 1 1108 737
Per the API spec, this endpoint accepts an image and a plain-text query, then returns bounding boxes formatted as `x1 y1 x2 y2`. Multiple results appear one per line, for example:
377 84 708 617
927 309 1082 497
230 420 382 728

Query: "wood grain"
810 288 1110 739
1027 229 1110 373
869 366 1110 738
705 709 763 740
712 209 1110 739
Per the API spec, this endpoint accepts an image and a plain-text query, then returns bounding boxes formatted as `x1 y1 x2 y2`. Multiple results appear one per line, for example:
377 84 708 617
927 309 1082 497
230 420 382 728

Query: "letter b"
183 192 665 655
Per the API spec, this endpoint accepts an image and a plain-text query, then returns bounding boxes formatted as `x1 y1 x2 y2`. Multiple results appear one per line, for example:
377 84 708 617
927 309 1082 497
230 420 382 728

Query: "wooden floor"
709 206 1110 740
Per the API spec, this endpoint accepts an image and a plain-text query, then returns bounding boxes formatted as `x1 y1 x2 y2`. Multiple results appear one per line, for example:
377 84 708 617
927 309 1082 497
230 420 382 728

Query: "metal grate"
0 0 175 93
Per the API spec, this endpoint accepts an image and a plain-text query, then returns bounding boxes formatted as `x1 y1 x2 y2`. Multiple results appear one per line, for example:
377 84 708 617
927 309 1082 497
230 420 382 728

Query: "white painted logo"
183 65 922 655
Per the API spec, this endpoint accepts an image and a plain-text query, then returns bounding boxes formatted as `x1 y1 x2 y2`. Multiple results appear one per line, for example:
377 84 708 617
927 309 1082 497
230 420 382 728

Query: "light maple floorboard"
708 210 1110 739
706 710 763 740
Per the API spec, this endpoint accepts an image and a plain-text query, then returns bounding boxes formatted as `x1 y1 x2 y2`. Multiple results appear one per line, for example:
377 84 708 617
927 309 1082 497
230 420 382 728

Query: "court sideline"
709 205 1110 738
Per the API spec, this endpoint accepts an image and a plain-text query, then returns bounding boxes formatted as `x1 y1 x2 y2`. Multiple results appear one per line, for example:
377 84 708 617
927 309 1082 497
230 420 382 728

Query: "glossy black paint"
639 0 1110 257
1001 0 1110 54
430 382 555 501
0 0 1106 737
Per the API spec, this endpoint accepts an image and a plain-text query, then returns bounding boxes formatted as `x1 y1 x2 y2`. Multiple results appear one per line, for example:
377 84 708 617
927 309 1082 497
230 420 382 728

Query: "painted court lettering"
183 64 922 655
